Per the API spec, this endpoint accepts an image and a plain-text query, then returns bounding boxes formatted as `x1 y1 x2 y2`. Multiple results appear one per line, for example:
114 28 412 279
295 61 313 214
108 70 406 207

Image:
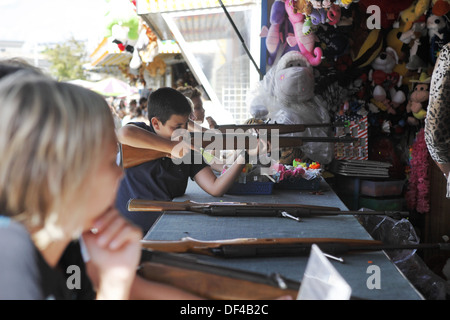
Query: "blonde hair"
0 72 116 243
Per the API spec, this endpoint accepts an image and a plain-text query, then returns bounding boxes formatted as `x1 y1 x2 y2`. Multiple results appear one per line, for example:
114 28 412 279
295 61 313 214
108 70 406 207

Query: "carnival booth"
94 0 450 300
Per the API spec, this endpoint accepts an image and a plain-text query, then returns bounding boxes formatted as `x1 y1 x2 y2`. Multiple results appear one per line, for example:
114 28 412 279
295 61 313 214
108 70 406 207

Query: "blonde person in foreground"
0 70 201 300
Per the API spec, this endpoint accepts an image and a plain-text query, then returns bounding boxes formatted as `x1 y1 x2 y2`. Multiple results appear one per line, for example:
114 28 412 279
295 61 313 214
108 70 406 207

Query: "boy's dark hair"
147 87 192 124
139 97 147 106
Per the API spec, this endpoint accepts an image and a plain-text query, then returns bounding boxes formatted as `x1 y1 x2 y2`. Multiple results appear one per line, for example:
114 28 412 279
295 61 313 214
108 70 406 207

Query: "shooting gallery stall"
123 0 450 300
141 180 425 300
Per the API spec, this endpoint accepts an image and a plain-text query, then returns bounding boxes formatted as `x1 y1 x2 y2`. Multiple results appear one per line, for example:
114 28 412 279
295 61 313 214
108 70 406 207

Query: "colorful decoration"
271 160 322 182
406 128 431 213
334 114 368 160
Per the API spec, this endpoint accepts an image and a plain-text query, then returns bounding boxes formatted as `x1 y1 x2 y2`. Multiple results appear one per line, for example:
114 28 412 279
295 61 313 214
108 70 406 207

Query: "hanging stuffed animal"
129 25 158 71
427 13 450 64
104 0 140 64
351 29 384 69
432 0 450 16
145 56 166 77
399 0 431 32
399 20 429 71
260 0 290 66
406 74 431 126
248 50 333 164
369 47 406 114
285 0 323 66
396 3 432 72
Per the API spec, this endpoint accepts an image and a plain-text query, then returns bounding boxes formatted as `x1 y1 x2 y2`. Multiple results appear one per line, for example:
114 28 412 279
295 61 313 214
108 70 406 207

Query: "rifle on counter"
214 121 349 134
121 131 358 168
127 199 409 220
141 237 450 259
138 249 301 300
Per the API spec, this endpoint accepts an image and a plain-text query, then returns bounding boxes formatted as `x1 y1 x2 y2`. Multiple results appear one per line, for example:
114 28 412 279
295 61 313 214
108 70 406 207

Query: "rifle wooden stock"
215 121 348 134
121 133 358 168
138 249 300 300
141 237 384 257
121 144 170 169
127 199 409 219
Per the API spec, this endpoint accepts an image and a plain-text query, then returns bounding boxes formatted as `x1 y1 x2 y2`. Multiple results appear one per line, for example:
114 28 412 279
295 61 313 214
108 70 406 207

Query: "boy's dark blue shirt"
115 121 209 234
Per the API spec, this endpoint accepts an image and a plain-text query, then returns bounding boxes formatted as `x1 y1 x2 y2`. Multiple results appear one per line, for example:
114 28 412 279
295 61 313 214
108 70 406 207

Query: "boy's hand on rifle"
169 139 193 159
169 129 195 159
246 129 270 162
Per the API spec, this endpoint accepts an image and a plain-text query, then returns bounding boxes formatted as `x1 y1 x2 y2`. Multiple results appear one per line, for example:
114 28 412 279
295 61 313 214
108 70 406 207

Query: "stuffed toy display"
254 0 449 176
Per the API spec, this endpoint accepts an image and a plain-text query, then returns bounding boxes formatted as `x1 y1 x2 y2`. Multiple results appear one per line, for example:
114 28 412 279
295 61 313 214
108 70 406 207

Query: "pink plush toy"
327 4 342 25
285 0 323 66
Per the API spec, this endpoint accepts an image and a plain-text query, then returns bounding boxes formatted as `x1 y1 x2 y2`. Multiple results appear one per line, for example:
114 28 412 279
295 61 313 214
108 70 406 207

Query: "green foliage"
43 37 88 81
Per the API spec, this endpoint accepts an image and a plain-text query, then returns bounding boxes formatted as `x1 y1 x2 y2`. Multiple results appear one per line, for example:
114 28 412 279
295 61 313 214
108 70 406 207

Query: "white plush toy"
248 50 333 164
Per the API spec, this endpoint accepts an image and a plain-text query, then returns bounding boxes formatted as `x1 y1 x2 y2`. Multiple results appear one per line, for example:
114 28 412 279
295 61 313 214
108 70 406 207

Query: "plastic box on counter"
225 182 274 195
359 196 405 211
360 179 405 197
274 177 322 190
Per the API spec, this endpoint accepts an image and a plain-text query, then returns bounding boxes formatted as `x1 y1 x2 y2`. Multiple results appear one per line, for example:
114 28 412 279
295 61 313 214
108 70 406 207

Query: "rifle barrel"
202 206 409 219
212 242 448 258
215 121 348 134
191 132 358 149
121 133 358 168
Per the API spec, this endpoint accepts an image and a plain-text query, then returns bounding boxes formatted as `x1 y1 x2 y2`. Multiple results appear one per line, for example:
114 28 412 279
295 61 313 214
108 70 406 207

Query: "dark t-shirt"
0 216 94 300
115 122 209 234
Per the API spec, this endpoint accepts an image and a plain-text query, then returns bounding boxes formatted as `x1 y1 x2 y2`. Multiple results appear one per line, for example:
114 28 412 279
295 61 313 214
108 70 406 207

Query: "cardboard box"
360 179 405 197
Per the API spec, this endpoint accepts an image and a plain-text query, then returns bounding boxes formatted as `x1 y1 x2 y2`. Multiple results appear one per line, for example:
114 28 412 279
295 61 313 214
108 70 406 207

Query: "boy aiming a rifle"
116 87 255 234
